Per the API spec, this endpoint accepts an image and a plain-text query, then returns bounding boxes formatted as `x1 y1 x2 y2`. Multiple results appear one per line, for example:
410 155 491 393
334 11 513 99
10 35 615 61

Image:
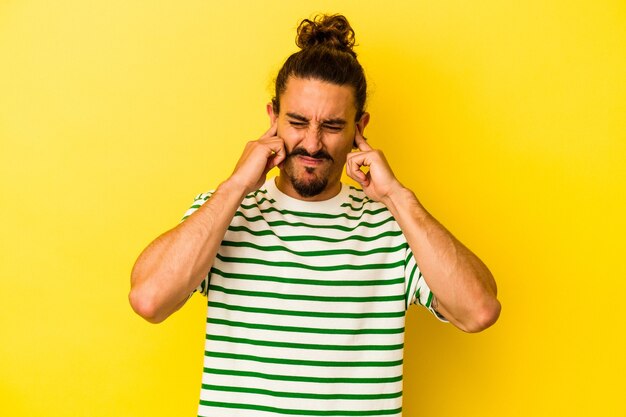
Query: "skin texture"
129 76 500 331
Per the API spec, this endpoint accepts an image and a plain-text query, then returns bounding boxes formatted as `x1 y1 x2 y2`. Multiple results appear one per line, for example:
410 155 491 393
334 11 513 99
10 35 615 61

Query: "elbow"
128 285 167 324
462 298 501 333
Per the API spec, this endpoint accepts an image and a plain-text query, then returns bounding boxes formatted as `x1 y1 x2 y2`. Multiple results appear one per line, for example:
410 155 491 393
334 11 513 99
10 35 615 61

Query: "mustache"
286 147 333 162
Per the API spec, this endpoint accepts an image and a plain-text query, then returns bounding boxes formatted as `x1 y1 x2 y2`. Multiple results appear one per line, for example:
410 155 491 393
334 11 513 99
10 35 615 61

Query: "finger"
260 137 285 169
261 119 278 139
346 153 369 185
346 150 371 168
355 128 373 152
270 141 286 168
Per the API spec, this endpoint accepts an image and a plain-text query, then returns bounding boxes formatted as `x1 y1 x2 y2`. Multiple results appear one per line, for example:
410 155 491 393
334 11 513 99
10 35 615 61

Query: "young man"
130 14 500 417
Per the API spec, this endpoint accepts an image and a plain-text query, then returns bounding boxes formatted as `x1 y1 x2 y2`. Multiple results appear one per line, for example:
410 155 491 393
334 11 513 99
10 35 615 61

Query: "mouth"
297 155 328 167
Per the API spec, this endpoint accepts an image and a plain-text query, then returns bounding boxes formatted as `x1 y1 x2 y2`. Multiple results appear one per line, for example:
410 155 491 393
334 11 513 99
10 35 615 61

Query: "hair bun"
296 14 356 57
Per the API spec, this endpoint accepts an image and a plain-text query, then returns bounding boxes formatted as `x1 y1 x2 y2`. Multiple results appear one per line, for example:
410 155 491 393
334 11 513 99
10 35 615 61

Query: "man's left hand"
346 128 404 203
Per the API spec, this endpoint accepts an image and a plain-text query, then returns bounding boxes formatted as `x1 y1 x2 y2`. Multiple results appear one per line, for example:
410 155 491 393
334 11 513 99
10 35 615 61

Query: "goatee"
283 148 333 198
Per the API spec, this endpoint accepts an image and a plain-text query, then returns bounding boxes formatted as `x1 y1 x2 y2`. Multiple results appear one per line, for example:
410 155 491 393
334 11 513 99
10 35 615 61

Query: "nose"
299 126 324 155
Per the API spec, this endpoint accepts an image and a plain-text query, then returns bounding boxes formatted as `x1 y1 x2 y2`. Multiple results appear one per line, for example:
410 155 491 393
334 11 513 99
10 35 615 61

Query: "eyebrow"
286 112 347 126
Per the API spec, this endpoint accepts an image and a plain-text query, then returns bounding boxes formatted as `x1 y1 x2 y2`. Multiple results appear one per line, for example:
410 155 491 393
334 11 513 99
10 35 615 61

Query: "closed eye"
289 121 307 128
323 125 343 132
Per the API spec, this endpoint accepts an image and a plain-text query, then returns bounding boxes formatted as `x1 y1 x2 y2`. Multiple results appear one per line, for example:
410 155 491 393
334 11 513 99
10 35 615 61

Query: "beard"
282 147 334 198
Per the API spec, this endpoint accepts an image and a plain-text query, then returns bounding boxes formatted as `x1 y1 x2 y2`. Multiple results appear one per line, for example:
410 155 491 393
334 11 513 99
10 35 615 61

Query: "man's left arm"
346 132 501 333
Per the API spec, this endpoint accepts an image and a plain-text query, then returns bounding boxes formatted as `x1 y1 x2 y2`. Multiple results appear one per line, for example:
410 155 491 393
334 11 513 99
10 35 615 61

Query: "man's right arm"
129 122 284 323
129 181 248 323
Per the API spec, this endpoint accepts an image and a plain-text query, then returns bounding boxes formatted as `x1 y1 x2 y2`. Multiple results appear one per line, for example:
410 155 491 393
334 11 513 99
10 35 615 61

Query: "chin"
292 177 328 198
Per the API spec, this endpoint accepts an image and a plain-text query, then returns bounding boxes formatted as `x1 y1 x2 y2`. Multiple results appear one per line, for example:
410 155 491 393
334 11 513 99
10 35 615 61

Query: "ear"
267 102 277 125
356 112 370 134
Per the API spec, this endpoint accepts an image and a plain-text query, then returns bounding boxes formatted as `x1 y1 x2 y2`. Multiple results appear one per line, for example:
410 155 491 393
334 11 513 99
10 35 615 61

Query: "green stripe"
216 254 404 272
198 400 401 416
404 250 418 309
206 334 404 351
232 212 397 232
237 205 389 221
194 191 213 201
340 195 375 211
339 202 374 212
181 192 213 221
220 240 407 258
205 351 403 367
208 301 405 319
211 267 404 287
240 197 275 209
203 367 403 384
247 188 268 199
403 250 412 267
208 285 405 303
403 251 415 309
207 317 404 335
201 383 402 400
405 265 418 309
426 290 434 308
227 226 403 243
346 192 367 203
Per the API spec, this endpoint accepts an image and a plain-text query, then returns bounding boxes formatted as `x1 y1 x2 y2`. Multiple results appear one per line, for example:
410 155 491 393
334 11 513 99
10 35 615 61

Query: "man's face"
270 76 368 200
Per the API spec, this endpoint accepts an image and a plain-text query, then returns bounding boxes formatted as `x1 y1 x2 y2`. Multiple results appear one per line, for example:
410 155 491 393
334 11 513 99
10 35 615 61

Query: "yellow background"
1 1 624 416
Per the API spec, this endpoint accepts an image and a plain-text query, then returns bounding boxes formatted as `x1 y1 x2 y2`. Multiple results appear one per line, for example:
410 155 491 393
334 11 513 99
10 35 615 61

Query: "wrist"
382 185 426 220
217 177 250 201
380 181 410 208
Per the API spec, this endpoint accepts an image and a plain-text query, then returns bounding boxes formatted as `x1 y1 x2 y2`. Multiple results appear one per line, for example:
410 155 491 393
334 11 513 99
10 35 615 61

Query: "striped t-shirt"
182 178 445 417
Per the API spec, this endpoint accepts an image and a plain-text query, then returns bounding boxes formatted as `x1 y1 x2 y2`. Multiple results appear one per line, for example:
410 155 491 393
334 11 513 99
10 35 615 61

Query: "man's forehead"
280 77 357 120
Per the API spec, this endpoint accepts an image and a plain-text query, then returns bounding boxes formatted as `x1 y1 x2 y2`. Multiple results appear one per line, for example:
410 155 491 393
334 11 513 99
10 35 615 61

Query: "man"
130 14 500 416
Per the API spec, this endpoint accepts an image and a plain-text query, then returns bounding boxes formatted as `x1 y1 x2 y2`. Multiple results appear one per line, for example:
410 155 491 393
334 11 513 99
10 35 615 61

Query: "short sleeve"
181 191 214 297
405 247 448 322
181 191 213 222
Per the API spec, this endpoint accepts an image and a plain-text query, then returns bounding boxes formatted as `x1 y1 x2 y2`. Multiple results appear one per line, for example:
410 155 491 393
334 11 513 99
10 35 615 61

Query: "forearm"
382 186 500 332
129 179 247 323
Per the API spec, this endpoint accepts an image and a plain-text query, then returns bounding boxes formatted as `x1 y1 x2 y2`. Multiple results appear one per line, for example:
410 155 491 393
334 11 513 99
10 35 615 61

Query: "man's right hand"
227 121 286 194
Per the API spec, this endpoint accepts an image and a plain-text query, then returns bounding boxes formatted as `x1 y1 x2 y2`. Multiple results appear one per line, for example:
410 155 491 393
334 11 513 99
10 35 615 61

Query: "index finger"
355 128 373 152
260 119 278 139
